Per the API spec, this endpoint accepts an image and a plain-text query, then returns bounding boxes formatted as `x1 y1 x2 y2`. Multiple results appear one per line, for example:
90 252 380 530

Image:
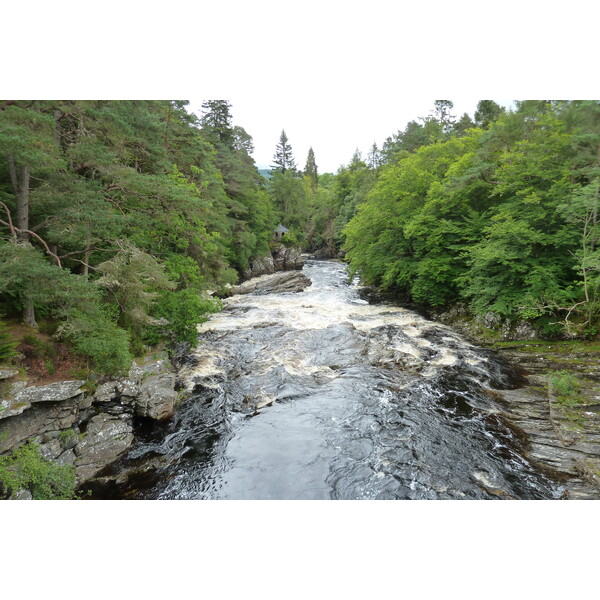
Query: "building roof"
274 224 289 233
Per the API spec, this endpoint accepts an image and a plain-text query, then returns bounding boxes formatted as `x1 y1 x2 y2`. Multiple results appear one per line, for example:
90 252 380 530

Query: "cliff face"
242 244 304 280
0 353 179 496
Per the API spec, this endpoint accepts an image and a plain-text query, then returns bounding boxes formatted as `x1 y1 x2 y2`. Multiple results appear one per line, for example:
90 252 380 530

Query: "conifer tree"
201 100 234 147
304 147 318 192
367 143 382 170
271 129 297 174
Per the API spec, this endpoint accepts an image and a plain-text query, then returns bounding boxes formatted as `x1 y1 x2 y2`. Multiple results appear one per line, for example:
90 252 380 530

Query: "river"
97 259 565 499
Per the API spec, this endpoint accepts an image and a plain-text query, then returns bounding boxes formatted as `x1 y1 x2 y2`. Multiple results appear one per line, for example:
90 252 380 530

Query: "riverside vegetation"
1 99 600 498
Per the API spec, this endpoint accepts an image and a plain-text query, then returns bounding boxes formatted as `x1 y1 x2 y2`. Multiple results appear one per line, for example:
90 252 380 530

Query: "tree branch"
0 201 17 240
0 218 62 267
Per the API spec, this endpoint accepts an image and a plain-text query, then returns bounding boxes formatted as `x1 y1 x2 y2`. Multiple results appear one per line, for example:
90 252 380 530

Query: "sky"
190 98 513 173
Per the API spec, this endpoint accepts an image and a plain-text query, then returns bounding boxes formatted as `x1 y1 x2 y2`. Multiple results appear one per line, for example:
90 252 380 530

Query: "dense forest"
0 100 280 375
2 100 599 381
309 101 600 338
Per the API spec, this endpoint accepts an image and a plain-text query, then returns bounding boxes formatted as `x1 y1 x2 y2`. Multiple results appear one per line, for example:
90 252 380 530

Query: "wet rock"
74 414 134 481
135 374 178 421
228 271 312 296
313 248 336 259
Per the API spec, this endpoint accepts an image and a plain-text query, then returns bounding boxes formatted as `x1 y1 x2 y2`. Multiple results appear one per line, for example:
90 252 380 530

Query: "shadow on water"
86 260 564 500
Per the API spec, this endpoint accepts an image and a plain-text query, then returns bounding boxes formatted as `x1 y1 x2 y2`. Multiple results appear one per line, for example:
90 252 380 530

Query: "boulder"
135 374 178 420
243 255 275 279
74 414 134 481
272 245 304 271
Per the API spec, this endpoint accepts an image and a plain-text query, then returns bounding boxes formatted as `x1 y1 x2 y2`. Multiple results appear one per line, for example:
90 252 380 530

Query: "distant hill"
258 169 273 179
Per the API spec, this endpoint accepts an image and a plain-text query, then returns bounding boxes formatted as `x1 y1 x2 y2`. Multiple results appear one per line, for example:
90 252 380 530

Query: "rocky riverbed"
84 260 600 500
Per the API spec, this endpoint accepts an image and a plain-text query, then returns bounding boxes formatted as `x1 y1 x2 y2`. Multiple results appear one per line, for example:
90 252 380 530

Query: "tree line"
266 100 600 337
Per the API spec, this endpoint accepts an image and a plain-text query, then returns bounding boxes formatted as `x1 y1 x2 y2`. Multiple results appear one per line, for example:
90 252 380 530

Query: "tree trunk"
8 155 36 326
23 298 37 328
15 164 30 239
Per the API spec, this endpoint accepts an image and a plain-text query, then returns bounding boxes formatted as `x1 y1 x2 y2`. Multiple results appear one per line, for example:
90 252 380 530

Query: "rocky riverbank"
423 303 600 498
0 353 179 498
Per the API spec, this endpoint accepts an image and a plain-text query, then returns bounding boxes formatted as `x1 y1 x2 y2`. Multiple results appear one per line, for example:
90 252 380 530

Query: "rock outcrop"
0 352 180 492
226 270 312 296
242 244 304 280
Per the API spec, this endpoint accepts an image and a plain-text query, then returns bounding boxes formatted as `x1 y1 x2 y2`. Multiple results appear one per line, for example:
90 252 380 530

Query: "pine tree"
271 129 297 174
201 100 234 147
304 147 318 192
367 143 381 169
432 100 456 132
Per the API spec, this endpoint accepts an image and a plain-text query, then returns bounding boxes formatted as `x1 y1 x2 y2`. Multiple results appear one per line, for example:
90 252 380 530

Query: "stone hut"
274 224 289 241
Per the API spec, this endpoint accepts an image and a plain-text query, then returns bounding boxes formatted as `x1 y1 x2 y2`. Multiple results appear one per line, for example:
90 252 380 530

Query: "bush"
58 310 133 376
0 441 77 499
148 289 221 346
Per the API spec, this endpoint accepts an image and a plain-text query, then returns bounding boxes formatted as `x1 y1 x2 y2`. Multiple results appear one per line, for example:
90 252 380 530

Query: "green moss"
0 441 77 500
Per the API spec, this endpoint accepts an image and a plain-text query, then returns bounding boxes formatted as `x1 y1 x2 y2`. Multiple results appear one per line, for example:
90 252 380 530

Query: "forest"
1 99 599 381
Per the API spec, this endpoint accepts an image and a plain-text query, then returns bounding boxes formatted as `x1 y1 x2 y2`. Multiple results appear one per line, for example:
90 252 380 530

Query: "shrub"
58 310 133 376
148 289 221 346
0 441 77 500
549 370 582 406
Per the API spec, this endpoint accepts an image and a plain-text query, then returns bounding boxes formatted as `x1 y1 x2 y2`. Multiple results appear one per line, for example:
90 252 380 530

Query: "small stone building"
274 224 289 241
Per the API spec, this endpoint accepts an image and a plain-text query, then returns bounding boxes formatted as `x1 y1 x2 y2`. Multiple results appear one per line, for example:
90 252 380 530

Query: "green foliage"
149 289 221 345
342 101 600 336
1 100 278 376
0 317 18 363
0 441 77 500
59 309 132 375
549 370 582 407
280 231 299 247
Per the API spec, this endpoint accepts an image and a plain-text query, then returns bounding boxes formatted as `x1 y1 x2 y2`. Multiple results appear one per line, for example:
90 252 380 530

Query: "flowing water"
104 259 564 499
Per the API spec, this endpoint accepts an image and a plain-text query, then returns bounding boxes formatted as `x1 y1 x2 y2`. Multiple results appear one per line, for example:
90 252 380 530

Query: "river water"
104 259 564 499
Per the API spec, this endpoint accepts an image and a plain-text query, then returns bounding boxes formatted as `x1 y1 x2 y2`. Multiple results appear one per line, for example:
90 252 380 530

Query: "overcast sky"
190 98 512 173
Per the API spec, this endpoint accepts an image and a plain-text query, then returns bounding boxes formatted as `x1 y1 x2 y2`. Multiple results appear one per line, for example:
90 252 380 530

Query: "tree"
432 100 456 132
271 129 297 174
367 143 382 170
453 113 476 136
304 147 318 192
474 100 504 128
200 100 234 147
